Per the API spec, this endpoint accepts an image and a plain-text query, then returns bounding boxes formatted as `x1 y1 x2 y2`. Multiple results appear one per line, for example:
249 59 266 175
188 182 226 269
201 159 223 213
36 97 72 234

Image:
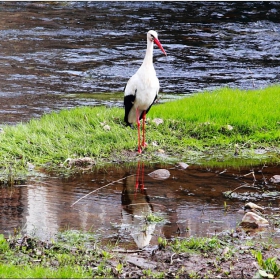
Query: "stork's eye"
150 34 154 39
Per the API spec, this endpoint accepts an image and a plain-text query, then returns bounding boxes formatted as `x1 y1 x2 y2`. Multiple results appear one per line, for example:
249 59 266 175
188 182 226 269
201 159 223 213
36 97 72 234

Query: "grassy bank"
0 85 280 178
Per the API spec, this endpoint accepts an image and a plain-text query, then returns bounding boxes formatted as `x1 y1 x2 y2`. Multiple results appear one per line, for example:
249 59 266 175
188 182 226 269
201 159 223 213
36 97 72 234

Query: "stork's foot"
141 141 148 147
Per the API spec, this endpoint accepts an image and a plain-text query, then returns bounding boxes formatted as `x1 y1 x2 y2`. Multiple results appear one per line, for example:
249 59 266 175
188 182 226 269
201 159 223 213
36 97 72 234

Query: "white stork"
124 30 167 153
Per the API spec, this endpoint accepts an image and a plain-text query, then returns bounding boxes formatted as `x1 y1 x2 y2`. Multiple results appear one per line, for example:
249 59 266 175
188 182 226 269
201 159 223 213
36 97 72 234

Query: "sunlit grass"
0 264 92 279
150 85 280 145
153 86 280 127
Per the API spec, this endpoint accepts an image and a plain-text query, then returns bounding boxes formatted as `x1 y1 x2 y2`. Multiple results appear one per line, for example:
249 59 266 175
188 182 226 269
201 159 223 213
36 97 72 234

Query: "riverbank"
0 85 280 183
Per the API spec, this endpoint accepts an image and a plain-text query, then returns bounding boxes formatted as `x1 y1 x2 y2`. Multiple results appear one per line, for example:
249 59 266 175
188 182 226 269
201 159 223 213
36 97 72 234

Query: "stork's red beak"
154 38 167 56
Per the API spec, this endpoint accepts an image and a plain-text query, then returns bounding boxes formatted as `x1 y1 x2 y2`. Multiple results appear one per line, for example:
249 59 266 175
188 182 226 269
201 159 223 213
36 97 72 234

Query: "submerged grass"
0 85 280 179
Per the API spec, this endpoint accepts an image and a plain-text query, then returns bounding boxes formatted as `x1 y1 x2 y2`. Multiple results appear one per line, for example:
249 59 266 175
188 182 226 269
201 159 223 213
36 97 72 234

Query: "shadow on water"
0 2 280 124
1 161 280 249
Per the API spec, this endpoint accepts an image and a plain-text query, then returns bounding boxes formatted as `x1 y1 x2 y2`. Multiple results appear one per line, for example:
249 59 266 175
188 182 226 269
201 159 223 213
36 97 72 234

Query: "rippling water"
0 2 280 124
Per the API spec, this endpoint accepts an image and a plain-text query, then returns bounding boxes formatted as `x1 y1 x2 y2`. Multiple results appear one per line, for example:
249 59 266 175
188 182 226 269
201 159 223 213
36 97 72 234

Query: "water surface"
1 162 280 249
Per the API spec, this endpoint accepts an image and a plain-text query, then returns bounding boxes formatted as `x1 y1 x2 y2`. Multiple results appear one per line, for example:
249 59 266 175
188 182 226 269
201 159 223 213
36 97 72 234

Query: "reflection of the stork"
121 161 156 249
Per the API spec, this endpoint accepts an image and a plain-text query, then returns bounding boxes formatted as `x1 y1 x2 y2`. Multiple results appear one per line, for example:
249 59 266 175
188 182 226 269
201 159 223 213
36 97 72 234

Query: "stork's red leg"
141 110 147 147
136 108 142 153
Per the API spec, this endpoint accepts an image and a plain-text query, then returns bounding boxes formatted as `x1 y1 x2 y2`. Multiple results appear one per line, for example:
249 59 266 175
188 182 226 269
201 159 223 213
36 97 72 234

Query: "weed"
142 269 165 279
145 212 165 223
92 261 113 278
252 250 280 278
101 250 111 260
0 230 116 279
158 237 168 250
188 270 200 279
0 234 9 253
0 264 92 278
115 262 123 274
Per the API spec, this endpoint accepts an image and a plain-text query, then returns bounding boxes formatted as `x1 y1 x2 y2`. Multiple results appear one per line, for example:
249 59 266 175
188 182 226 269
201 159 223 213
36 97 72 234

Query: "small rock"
226 124 233 130
254 149 267 155
103 124 111 131
240 212 269 228
148 169 170 180
244 202 264 213
126 256 156 270
152 118 164 126
270 175 280 183
64 157 95 168
177 162 189 169
0 128 4 133
27 162 35 171
158 149 165 153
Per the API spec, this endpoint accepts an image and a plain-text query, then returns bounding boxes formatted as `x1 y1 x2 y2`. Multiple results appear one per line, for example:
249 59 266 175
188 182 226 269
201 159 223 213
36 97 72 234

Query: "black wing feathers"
124 94 136 126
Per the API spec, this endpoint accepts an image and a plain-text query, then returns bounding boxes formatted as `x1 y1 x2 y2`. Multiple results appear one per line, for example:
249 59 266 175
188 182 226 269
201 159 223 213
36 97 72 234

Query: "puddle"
1 162 280 249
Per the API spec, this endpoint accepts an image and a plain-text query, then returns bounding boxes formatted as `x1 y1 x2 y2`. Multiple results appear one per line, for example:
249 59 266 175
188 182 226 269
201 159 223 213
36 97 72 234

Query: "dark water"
1 163 280 249
0 2 280 124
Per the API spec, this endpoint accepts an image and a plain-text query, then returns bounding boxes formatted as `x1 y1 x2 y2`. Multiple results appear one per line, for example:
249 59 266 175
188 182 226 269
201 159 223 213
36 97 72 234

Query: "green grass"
150 85 280 146
145 212 166 223
0 264 92 279
0 85 280 179
0 233 108 278
252 250 280 278
170 236 221 254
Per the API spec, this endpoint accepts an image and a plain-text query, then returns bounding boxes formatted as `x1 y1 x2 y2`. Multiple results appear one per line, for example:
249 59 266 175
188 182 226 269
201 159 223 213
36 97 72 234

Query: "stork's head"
147 30 167 56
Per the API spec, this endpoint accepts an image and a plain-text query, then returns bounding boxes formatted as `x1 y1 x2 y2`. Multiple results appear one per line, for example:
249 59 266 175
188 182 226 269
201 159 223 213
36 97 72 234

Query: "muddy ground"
7 226 280 279
102 229 279 279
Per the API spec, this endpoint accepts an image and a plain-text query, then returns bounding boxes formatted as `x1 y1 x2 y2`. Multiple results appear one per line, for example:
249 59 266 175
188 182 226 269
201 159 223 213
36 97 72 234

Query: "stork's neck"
142 39 154 67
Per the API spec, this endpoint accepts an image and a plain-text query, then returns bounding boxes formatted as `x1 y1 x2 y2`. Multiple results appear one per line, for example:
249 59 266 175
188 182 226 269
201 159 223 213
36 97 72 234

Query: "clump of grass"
56 229 98 248
145 212 165 223
170 236 221 253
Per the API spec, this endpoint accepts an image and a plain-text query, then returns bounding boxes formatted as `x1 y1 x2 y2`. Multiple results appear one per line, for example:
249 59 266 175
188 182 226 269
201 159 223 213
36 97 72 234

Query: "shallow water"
0 2 280 124
1 162 280 249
